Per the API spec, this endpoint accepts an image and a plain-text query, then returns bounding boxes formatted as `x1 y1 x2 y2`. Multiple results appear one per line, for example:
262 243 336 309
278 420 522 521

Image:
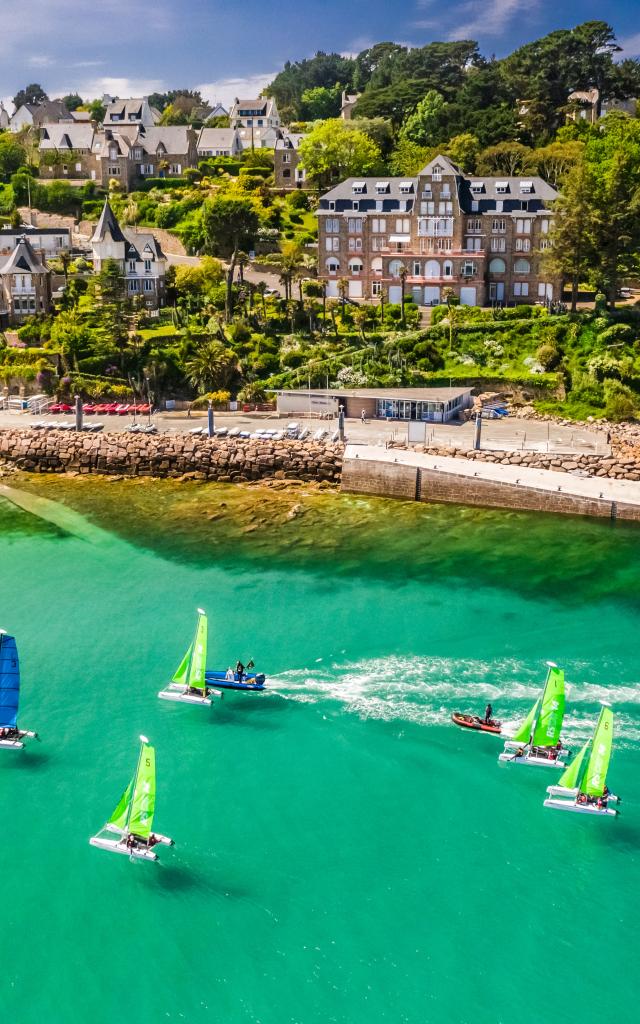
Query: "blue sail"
0 633 20 729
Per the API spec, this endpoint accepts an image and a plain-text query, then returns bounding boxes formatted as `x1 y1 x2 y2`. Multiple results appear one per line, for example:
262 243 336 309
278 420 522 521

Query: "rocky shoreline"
0 430 343 485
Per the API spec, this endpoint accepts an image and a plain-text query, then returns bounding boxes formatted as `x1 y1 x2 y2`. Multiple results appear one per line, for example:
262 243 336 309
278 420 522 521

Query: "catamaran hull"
546 785 619 802
498 751 566 768
0 730 37 750
158 684 220 705
90 836 159 860
543 797 618 816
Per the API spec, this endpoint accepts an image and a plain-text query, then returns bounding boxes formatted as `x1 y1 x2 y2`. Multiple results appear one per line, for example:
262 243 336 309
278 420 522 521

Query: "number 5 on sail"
89 736 175 861
0 631 38 750
544 704 620 816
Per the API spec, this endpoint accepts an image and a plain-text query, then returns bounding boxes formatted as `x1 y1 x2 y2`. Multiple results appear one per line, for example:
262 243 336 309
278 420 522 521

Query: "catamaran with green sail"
158 608 220 705
499 662 569 768
90 735 174 860
544 703 619 816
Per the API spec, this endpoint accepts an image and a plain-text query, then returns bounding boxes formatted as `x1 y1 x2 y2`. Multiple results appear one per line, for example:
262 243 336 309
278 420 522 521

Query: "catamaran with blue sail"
90 735 174 860
499 662 569 768
0 630 37 750
158 608 220 705
544 703 619 816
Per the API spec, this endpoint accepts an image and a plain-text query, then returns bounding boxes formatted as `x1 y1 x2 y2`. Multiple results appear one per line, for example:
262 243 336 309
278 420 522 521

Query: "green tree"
13 83 48 108
543 156 597 311
298 119 384 188
445 133 481 172
0 137 27 181
201 194 260 322
300 84 342 120
61 93 83 111
530 140 585 187
49 310 92 371
399 90 446 147
185 340 239 393
388 139 436 176
476 141 533 176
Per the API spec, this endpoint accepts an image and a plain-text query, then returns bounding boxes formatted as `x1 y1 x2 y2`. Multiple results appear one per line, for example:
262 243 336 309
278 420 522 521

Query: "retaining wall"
0 430 343 484
340 457 640 522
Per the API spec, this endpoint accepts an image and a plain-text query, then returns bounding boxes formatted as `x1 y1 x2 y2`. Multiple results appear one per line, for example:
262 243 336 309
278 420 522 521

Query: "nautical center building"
273 387 472 422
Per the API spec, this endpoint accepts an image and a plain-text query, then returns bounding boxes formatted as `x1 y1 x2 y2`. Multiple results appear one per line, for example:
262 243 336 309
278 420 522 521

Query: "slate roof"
197 127 237 150
39 122 95 150
91 200 127 244
0 237 50 275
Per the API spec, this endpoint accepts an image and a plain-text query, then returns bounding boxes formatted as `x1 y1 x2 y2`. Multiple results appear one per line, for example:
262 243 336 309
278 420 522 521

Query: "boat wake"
271 655 640 746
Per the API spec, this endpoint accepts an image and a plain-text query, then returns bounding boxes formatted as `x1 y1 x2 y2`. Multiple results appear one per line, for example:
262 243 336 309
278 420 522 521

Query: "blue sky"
0 0 638 109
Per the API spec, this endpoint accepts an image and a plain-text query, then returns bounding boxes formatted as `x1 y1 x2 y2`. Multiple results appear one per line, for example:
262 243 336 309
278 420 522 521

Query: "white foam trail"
270 656 640 746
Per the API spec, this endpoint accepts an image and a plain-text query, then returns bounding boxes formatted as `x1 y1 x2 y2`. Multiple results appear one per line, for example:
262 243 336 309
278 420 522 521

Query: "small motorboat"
452 712 502 735
206 670 266 692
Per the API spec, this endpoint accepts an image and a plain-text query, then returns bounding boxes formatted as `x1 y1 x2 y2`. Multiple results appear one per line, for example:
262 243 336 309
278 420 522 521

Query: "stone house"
274 133 307 189
0 236 53 326
103 96 159 128
197 127 242 158
316 154 560 306
91 200 166 308
38 122 97 179
92 125 197 189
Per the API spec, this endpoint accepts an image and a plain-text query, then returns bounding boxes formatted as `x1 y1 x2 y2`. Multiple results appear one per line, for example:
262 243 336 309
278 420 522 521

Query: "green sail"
171 642 193 685
107 779 133 833
187 611 207 694
532 667 565 748
127 742 156 839
557 740 590 790
511 700 539 744
581 706 614 797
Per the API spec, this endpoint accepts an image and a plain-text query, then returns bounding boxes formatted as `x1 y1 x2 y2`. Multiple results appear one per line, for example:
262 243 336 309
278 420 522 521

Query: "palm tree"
185 340 238 394
337 277 349 314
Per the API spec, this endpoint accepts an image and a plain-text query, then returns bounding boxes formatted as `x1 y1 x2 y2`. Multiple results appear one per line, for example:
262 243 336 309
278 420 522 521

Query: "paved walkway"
345 444 640 507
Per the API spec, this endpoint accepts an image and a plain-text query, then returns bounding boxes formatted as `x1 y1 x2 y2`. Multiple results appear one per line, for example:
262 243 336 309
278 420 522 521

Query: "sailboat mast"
529 662 553 746
124 735 147 838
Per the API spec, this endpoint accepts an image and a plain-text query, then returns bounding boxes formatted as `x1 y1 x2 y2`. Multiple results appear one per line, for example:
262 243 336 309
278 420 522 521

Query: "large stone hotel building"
316 155 560 307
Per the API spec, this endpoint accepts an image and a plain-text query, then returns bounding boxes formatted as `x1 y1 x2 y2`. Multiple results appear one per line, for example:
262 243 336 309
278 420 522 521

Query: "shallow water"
1 478 639 1023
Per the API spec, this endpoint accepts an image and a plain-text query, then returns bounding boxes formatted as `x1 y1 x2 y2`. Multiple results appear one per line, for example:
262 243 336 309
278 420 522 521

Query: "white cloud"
416 0 534 40
195 72 276 108
619 33 640 59
76 76 167 100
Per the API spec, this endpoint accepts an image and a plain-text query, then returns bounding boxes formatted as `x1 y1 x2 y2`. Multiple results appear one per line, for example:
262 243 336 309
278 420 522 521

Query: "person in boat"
484 703 493 725
0 726 19 740
225 666 234 681
236 660 245 683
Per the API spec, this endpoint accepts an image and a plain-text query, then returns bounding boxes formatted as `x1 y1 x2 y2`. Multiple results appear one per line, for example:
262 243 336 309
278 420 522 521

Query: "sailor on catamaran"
499 662 569 768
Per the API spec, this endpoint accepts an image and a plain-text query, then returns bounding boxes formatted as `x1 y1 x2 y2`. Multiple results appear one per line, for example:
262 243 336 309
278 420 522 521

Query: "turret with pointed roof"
91 200 127 245
0 236 52 326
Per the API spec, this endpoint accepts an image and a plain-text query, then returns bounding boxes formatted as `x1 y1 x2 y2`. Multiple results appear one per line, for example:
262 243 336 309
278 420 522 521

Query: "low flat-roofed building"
272 386 472 422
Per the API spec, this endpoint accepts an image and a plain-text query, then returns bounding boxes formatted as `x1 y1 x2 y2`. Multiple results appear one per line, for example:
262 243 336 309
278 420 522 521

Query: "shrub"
536 343 562 370
603 380 637 421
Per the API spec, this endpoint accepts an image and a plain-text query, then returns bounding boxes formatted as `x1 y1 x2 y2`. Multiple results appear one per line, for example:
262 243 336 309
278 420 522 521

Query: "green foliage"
0 136 27 180
399 90 446 147
603 379 637 420
298 119 384 188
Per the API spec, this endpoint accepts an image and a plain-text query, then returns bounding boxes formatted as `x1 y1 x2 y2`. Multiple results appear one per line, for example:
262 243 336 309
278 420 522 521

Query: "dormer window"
375 181 389 194
520 181 533 193
495 181 508 194
399 181 413 194
352 200 360 211
470 181 484 193
432 165 443 181
352 181 365 194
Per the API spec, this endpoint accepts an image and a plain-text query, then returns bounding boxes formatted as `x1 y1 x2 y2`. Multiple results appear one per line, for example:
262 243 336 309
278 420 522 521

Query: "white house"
229 96 281 149
196 127 241 158
91 200 166 308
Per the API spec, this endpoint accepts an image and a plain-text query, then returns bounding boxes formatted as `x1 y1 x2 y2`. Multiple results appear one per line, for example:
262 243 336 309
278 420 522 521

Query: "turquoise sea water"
1 481 639 1024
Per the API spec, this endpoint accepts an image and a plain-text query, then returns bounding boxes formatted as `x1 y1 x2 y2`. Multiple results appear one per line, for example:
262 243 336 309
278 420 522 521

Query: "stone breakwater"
0 430 343 484
404 444 640 481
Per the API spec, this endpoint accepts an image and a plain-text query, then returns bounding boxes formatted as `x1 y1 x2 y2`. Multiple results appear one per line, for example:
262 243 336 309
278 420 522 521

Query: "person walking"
361 409 367 424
